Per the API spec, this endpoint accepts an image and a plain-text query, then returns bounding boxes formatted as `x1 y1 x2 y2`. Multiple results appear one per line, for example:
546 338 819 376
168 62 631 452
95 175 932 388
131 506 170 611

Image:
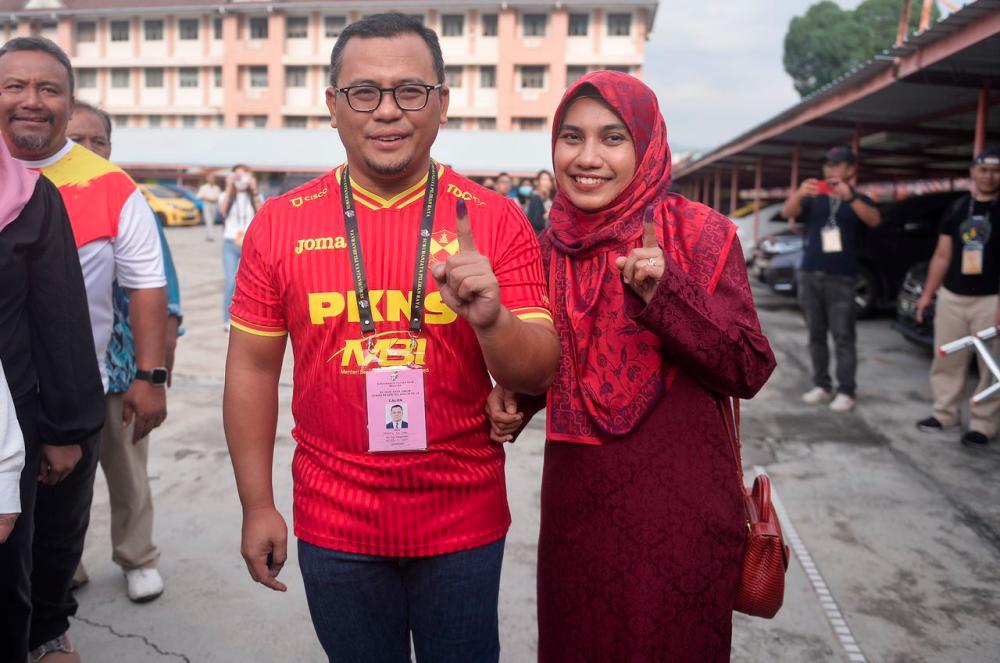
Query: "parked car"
156 181 206 223
139 184 202 227
894 261 934 348
750 191 964 317
729 202 787 264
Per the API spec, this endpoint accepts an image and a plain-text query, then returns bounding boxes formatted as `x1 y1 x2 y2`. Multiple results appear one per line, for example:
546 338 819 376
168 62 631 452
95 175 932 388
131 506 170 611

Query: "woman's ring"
647 258 658 267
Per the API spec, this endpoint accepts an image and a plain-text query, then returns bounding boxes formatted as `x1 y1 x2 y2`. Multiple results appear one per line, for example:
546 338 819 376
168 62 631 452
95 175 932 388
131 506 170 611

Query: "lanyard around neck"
340 163 440 336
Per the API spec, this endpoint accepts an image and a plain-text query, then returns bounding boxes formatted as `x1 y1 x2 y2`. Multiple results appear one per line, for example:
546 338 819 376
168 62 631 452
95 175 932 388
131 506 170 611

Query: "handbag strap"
720 397 745 485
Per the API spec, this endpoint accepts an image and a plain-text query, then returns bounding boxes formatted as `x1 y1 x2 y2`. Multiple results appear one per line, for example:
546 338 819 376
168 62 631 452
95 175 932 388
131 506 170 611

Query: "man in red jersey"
223 12 558 662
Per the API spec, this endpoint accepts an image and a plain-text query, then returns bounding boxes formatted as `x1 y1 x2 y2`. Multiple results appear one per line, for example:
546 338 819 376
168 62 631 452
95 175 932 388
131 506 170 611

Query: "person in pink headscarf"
0 131 104 661
487 71 776 661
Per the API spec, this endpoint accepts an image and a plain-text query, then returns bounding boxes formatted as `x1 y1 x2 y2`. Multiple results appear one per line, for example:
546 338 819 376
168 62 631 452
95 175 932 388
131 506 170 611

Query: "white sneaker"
829 393 856 413
125 567 164 603
801 387 833 405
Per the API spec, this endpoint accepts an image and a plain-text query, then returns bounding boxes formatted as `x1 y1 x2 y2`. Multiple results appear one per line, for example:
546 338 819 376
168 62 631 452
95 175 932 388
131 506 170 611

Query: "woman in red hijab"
488 71 776 660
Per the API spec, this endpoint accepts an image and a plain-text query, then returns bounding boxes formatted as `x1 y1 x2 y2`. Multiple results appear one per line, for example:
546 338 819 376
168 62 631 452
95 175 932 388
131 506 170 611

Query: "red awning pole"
974 81 990 158
729 166 739 214
713 170 722 211
897 0 914 46
790 144 800 194
753 158 763 245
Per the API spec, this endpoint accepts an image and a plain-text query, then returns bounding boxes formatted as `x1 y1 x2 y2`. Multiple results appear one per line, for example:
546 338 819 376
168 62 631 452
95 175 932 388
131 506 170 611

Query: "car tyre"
854 266 878 318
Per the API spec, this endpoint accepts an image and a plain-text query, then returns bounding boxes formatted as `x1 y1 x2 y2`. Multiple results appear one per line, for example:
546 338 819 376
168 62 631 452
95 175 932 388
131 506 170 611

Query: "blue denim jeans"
222 239 241 323
297 538 504 663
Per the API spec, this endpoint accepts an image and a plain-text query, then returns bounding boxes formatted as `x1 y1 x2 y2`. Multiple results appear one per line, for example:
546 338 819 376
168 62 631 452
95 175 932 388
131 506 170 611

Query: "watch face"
151 368 169 384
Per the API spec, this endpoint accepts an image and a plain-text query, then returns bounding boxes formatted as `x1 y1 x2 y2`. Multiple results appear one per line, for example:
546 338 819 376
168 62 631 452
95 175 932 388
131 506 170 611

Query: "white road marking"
753 466 868 663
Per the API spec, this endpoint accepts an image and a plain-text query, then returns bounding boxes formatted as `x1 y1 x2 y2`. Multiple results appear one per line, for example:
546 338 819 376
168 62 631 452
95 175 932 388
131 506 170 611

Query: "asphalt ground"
68 224 1000 662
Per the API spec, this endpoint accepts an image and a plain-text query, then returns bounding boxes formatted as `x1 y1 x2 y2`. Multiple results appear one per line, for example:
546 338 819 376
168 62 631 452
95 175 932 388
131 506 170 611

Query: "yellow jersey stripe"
230 320 288 337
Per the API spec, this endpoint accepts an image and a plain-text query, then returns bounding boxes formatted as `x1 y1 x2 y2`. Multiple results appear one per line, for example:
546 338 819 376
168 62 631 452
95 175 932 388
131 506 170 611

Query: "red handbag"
721 398 790 619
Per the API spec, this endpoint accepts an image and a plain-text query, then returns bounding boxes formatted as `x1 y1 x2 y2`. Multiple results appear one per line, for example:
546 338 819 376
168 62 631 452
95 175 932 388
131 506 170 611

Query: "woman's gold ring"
647 258 657 267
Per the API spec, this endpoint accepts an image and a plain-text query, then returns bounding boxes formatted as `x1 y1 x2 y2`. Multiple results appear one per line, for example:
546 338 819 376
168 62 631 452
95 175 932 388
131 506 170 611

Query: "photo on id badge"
366 368 428 453
960 215 990 275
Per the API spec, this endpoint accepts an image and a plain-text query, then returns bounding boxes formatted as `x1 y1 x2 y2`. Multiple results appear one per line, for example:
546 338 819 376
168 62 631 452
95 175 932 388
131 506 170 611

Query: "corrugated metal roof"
111 127 553 175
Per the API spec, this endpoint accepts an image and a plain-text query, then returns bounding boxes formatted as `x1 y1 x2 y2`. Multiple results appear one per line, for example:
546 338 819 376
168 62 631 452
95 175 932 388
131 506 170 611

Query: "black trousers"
0 397 101 660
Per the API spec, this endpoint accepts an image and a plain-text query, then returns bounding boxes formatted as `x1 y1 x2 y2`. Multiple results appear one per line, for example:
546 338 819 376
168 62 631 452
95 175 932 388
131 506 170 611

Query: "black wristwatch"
135 367 169 386
845 186 858 203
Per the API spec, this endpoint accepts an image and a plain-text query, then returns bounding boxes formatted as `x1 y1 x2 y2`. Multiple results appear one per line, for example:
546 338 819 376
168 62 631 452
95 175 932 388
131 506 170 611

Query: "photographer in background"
781 146 881 413
220 165 260 332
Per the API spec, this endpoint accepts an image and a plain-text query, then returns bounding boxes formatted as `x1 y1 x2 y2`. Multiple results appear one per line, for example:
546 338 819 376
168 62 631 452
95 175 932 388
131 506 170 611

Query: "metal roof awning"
673 0 1000 193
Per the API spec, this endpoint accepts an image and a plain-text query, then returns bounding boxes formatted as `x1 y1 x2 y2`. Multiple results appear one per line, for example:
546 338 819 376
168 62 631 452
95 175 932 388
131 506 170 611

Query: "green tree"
783 0 941 97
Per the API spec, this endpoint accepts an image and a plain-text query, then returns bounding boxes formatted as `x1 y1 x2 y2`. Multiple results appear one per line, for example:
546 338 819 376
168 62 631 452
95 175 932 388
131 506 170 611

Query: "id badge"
821 225 843 253
365 367 428 453
962 244 984 275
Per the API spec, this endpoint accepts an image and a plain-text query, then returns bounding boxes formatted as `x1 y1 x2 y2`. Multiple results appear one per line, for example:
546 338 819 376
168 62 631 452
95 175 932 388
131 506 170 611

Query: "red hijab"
545 71 736 445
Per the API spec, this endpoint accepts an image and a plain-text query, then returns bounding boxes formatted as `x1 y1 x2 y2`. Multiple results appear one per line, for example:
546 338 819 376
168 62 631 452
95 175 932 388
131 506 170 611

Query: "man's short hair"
496 172 511 180
329 13 444 88
0 37 74 95
73 100 112 140
391 404 404 411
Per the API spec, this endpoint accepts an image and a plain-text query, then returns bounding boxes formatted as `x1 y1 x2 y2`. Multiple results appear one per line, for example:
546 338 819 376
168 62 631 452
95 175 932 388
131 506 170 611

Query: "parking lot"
71 225 1000 662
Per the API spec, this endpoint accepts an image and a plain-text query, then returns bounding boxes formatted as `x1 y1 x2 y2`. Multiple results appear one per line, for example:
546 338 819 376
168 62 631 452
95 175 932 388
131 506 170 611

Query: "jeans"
797 270 857 396
298 538 504 663
222 239 241 323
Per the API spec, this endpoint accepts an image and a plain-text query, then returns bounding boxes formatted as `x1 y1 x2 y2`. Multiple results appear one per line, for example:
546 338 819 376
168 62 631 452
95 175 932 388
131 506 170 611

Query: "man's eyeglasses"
337 83 443 112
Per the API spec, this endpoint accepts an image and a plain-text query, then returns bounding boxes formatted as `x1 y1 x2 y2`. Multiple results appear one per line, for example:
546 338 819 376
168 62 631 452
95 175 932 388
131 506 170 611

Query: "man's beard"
9 128 53 154
364 154 412 178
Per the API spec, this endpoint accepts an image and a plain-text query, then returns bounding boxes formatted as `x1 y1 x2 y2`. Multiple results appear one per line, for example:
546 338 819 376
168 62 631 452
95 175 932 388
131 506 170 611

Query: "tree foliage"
783 0 941 97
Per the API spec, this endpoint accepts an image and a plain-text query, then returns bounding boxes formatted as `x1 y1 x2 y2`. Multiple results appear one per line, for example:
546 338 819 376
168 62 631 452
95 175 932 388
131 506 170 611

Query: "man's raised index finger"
642 206 659 248
456 199 477 253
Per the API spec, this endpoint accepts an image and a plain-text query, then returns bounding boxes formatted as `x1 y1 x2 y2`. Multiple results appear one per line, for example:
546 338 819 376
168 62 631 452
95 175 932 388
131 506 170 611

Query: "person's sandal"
30 633 80 662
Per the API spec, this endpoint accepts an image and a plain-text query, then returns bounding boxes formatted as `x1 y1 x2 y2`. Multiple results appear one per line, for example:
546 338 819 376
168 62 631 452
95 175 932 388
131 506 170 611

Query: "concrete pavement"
69 225 1000 662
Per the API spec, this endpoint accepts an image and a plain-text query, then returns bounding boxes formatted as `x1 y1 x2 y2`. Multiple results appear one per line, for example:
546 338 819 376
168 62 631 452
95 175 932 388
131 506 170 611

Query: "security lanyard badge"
961 198 990 276
821 197 843 254
341 163 439 453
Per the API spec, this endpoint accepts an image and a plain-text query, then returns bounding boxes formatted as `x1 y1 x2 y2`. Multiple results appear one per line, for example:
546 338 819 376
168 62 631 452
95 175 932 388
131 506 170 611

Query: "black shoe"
917 416 945 433
961 431 989 448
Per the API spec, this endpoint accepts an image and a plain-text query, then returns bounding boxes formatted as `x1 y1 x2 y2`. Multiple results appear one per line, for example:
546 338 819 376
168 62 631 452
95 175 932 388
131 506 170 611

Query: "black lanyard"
340 162 439 336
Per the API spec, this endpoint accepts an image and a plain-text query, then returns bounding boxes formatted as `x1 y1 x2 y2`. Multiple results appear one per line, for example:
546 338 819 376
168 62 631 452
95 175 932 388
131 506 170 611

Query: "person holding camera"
781 146 881 413
220 164 260 331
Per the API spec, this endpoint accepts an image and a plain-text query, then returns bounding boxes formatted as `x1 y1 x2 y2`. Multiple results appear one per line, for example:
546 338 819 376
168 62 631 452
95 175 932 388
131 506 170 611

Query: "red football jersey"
230 162 551 556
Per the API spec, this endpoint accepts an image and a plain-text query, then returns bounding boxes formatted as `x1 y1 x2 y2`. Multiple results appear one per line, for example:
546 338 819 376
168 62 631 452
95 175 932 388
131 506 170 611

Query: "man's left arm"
117 189 169 442
432 200 558 395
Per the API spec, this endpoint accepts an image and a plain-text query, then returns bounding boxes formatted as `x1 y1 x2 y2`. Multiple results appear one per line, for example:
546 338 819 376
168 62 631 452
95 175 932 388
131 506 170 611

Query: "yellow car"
139 184 202 227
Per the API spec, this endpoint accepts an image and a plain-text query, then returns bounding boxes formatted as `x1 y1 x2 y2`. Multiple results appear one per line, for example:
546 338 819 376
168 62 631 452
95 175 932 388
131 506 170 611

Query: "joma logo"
294 236 347 254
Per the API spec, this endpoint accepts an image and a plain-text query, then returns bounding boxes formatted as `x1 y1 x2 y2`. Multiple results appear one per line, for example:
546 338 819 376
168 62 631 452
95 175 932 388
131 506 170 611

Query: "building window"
76 68 97 89
285 66 307 88
286 16 308 39
252 115 267 128
113 115 128 128
249 66 269 88
213 17 223 39
215 115 225 127
445 66 463 88
145 68 164 88
76 21 96 43
441 14 464 37
607 13 632 36
179 67 199 88
324 16 346 38
284 116 308 128
179 18 199 40
111 68 131 88
445 117 463 130
481 14 498 37
568 13 589 36
606 65 631 74
477 117 496 130
567 65 588 85
110 20 130 42
249 17 269 40
515 117 545 131
523 14 546 37
144 20 164 41
519 65 546 89
148 115 163 128
479 65 496 89
182 115 197 128
214 67 223 88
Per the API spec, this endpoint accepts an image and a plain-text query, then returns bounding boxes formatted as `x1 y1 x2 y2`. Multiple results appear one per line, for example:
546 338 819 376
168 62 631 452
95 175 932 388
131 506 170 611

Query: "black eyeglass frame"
336 83 444 112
